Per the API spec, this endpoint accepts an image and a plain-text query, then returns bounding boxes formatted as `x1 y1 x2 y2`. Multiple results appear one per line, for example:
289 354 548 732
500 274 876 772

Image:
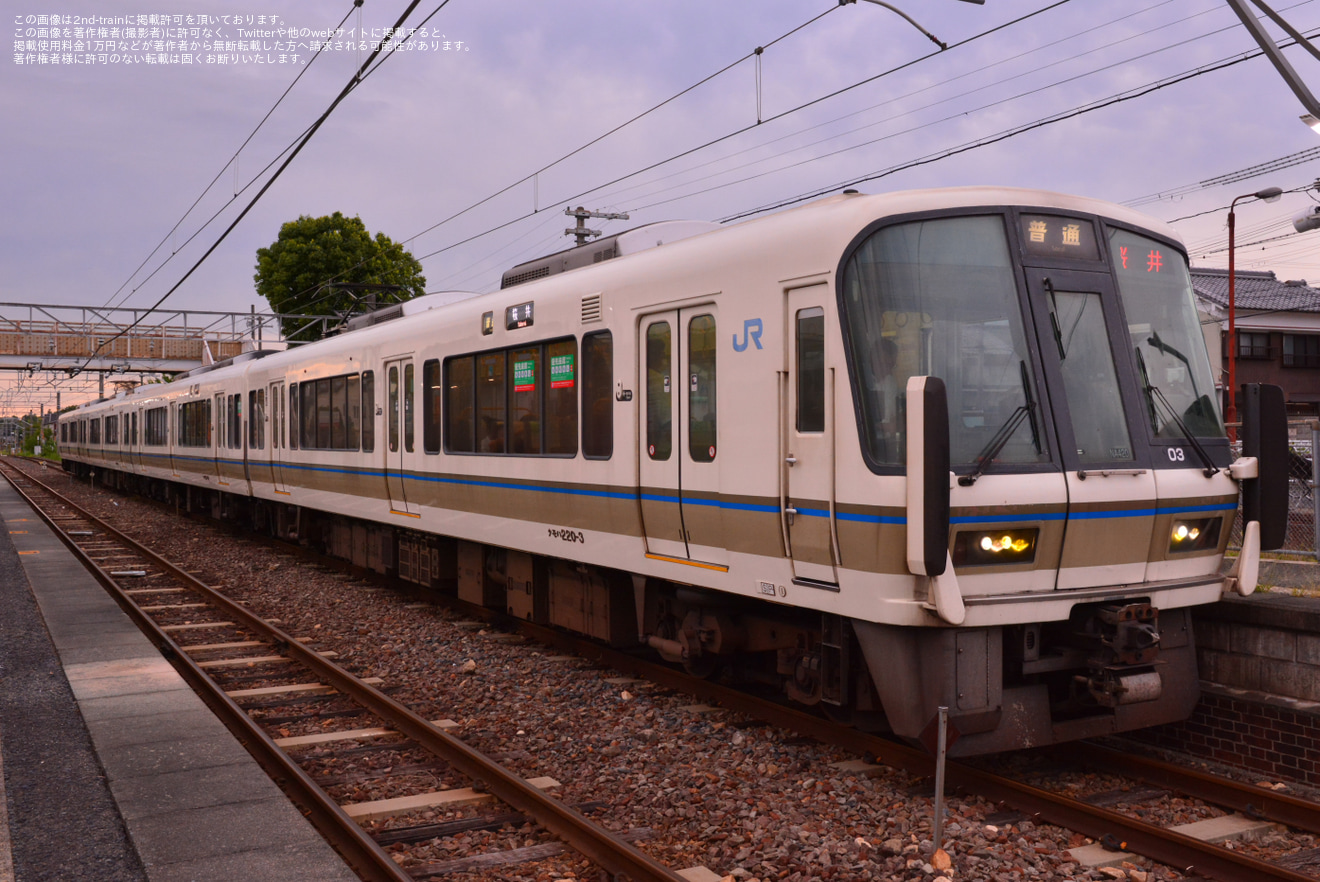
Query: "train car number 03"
1167 448 1186 462
548 528 585 544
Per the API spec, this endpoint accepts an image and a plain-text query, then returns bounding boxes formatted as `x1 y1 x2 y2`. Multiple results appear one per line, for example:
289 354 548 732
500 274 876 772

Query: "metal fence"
1228 420 1318 559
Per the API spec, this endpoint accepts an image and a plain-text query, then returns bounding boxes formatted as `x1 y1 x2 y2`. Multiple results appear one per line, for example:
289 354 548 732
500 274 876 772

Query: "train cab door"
268 381 290 494
783 285 839 585
638 307 727 564
384 357 420 517
1024 269 1157 588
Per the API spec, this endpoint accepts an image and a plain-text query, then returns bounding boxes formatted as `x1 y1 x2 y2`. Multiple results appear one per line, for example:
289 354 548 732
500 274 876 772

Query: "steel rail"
1067 740 1320 836
0 460 687 882
0 462 414 882
500 617 1315 882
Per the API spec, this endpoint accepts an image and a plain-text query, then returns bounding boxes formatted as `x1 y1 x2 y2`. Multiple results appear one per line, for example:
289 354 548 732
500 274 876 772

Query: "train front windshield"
841 210 1223 473
1109 227 1224 441
842 214 1049 469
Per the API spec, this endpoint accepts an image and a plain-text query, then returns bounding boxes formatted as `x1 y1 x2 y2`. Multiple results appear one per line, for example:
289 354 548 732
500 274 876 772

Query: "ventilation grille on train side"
501 265 551 289
581 293 603 323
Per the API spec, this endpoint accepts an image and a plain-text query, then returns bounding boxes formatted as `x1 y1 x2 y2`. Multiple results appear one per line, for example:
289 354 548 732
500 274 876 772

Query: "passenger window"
361 371 375 453
445 357 475 452
289 385 298 449
388 366 400 453
688 315 717 462
404 363 415 453
646 322 672 461
345 375 360 450
423 359 441 454
546 339 577 456
509 347 542 454
582 331 612 459
797 308 825 433
476 352 506 453
301 383 317 449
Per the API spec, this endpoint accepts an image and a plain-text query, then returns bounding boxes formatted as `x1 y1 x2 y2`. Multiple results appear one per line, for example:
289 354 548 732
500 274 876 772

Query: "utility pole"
565 206 629 247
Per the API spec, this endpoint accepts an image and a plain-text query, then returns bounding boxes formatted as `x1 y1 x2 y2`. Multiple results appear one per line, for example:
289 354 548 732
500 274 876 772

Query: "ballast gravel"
23 462 1320 881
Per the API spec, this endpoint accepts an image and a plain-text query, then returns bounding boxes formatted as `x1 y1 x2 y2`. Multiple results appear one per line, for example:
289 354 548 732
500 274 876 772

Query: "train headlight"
1168 518 1221 553
953 528 1039 566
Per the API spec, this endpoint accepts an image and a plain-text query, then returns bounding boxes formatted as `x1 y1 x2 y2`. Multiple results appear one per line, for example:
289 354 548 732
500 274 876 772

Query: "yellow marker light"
1168 518 1220 553
954 527 1040 567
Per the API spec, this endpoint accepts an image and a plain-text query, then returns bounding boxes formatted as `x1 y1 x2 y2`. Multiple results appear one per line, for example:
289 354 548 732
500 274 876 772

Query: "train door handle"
785 455 798 466
785 506 798 525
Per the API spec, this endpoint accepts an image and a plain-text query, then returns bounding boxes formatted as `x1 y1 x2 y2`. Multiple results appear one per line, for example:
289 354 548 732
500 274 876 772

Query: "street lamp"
1227 185 1284 435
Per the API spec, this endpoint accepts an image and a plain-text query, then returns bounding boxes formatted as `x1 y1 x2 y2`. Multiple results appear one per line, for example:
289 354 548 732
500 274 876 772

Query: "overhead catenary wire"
77 0 438 371
102 2 362 315
274 3 846 315
714 24 1320 224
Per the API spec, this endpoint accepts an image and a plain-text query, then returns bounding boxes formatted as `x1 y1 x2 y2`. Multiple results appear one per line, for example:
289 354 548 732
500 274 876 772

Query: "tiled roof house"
1190 267 1320 416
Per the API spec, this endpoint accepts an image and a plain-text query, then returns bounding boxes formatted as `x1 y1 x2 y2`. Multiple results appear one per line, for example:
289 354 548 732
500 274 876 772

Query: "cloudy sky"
5 0 1320 407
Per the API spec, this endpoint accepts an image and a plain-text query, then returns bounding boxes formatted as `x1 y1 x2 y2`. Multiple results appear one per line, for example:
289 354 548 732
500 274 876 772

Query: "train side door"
784 285 838 585
385 357 420 516
637 307 726 564
268 381 290 493
1025 269 1157 588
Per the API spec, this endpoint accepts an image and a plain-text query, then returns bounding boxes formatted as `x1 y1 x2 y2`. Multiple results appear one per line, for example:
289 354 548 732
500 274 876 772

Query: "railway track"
0 458 689 882
11 456 1320 881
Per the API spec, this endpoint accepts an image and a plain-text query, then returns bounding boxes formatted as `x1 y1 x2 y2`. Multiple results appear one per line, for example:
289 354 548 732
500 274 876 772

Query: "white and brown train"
60 187 1288 755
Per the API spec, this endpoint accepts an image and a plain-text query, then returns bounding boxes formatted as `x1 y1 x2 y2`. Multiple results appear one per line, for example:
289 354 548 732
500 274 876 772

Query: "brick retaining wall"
1138 685 1320 787
1128 593 1320 787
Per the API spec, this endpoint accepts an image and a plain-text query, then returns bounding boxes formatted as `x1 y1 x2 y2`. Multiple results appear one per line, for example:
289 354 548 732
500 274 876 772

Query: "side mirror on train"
1240 383 1289 551
905 376 963 624
905 376 950 576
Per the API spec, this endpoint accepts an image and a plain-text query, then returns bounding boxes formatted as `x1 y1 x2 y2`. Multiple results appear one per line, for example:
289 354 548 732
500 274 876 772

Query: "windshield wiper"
959 361 1040 487
1135 348 1219 477
1044 277 1066 359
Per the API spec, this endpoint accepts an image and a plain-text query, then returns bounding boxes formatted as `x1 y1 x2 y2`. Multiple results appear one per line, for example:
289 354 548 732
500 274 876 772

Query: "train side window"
509 346 542 454
797 308 825 433
404 363 415 453
361 371 375 452
257 387 266 449
476 352 506 453
145 407 167 446
330 375 347 450
232 394 242 449
289 384 298 449
60 422 67 444
301 382 317 449
248 390 261 450
345 375 360 450
445 357 475 453
546 339 577 456
423 359 441 454
646 322 672 461
316 380 331 448
689 314 717 462
388 365 400 453
582 331 612 459
106 415 118 445
131 412 137 446
90 417 101 445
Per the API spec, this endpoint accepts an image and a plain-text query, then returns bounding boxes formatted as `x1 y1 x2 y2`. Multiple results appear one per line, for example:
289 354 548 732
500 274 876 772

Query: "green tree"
254 212 426 342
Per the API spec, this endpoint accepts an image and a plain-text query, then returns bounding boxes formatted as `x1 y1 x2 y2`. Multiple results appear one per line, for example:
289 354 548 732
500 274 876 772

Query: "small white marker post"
933 706 949 854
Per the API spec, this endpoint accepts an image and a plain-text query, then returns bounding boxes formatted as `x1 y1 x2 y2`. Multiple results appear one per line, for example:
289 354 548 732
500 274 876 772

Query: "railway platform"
0 477 358 882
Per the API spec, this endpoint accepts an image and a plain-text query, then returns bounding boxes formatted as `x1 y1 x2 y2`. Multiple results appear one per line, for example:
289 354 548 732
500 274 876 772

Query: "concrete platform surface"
0 473 358 881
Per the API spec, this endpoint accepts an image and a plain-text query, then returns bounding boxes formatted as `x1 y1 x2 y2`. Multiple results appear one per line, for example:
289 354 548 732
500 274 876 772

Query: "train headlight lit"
1168 517 1221 553
954 528 1039 566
